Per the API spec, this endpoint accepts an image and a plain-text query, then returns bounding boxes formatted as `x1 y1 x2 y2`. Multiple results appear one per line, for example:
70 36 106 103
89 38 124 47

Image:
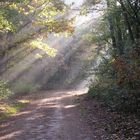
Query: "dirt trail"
0 90 109 140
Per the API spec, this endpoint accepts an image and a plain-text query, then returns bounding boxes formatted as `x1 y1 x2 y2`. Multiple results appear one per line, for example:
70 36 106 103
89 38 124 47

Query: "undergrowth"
88 56 140 115
0 100 30 121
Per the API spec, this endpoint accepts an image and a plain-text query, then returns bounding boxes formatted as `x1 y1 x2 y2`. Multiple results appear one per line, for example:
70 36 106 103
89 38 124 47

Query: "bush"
88 57 140 114
0 80 12 100
12 82 40 96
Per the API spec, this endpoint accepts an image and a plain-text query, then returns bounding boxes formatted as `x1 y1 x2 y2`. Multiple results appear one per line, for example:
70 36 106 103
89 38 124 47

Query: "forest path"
0 90 109 140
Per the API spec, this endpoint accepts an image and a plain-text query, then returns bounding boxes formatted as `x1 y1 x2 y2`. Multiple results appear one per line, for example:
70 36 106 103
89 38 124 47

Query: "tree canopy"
0 0 74 51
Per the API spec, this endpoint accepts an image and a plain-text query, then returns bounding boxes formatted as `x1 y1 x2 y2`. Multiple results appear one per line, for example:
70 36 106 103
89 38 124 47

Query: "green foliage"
0 100 29 121
0 0 74 34
89 57 119 105
0 0 74 54
12 82 40 95
0 80 12 99
89 54 140 113
0 10 14 32
30 40 57 57
0 1 28 32
88 0 140 114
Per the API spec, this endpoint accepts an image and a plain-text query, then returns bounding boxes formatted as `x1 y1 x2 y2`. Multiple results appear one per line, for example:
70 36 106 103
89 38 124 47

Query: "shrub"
0 80 12 100
12 82 40 96
88 56 140 114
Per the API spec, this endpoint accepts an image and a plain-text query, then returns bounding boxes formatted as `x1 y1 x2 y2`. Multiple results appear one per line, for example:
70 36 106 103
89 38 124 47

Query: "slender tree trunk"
119 0 135 43
116 23 124 54
106 0 117 55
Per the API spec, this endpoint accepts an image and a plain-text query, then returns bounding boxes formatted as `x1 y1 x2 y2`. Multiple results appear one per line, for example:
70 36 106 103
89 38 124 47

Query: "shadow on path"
0 89 108 140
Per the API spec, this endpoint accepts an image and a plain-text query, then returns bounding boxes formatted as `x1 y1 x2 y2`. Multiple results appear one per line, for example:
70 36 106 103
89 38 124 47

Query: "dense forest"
0 0 140 139
87 0 140 113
